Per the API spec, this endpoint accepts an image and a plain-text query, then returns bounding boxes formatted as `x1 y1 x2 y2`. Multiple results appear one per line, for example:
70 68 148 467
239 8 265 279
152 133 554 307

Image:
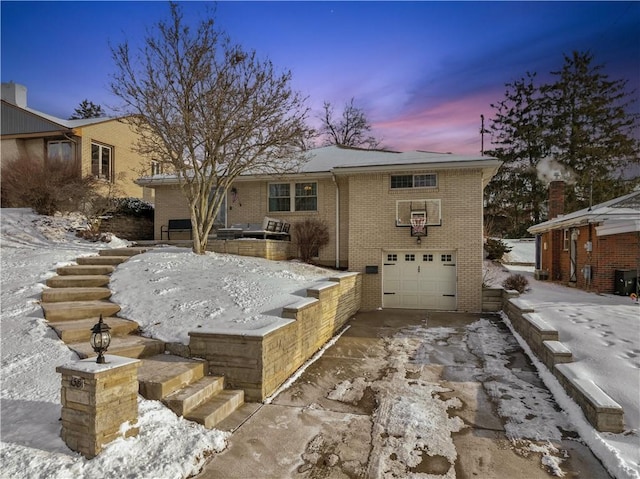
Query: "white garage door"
383 251 457 310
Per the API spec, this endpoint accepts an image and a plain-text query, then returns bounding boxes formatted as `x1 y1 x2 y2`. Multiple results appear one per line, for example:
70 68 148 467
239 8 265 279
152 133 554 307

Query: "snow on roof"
137 145 501 186
528 190 640 234
23 106 113 128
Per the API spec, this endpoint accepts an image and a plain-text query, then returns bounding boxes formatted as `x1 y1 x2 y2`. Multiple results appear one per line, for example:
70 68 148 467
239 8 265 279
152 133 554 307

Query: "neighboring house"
139 145 501 312
528 181 640 294
1 82 156 202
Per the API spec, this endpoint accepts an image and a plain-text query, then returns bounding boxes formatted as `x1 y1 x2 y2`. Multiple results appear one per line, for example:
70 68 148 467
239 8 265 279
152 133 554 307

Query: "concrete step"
42 300 120 322
99 247 149 257
185 389 245 429
138 354 207 400
214 402 262 433
56 264 115 276
41 287 112 303
46 275 111 288
164 376 225 417
68 335 165 360
76 255 131 266
48 317 139 343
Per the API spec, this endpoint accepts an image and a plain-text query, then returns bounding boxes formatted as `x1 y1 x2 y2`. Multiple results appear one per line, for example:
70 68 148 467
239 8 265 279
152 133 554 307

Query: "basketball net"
410 216 426 236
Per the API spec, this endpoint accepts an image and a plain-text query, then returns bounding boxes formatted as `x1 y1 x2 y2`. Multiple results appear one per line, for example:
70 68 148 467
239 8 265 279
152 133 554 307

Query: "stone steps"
49 316 139 343
41 300 121 322
46 275 111 288
68 335 165 360
76 255 131 266
56 264 115 276
41 287 112 303
41 245 245 430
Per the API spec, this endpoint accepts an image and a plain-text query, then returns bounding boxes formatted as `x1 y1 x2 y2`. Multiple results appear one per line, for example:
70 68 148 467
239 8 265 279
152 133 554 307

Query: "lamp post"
90 315 111 364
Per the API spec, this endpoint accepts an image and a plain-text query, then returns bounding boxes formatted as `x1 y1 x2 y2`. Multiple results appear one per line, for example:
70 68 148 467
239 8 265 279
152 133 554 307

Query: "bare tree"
320 98 381 149
110 3 313 253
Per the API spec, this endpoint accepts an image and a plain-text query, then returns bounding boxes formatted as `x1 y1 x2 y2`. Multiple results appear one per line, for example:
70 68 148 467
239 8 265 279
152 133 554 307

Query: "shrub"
110 197 154 218
1 156 96 215
502 273 529 293
293 218 330 263
485 238 512 261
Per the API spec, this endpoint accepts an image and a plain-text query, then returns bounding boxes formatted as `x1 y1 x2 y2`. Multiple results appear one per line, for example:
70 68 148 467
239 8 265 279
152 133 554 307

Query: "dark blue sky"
2 1 638 154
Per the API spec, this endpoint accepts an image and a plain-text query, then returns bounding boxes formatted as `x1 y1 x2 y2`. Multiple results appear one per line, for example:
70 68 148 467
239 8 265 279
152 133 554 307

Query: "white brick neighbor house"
139 145 501 312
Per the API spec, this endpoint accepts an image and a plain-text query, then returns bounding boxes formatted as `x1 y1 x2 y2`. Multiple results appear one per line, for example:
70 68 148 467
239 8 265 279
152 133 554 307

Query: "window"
391 173 437 189
269 182 318 212
441 254 452 262
91 142 113 179
563 229 569 251
423 254 433 262
295 182 317 211
47 140 73 162
405 254 415 261
150 160 162 176
387 254 397 262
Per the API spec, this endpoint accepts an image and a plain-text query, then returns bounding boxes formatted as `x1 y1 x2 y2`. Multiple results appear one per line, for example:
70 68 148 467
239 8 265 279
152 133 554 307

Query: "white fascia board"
330 159 502 175
596 219 640 237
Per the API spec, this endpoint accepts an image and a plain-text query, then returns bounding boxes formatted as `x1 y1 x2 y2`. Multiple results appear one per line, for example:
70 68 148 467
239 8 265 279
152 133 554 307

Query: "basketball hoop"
410 216 427 237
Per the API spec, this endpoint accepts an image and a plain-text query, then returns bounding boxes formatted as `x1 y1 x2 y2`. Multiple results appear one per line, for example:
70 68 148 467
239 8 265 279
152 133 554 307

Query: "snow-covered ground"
1 210 638 479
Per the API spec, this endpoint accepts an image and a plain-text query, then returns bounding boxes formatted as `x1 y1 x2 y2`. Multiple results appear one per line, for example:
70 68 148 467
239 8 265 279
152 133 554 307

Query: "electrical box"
365 265 379 274
584 241 592 252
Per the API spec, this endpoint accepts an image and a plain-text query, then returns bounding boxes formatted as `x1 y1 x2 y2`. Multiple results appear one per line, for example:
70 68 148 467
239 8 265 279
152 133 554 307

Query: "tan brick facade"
153 165 487 312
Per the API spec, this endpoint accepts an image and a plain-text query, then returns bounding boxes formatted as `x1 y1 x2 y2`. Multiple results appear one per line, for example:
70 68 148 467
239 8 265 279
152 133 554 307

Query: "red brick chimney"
548 180 565 219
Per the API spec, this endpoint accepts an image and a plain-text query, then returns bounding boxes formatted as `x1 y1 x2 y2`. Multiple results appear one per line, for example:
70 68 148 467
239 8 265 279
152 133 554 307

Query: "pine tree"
69 99 106 120
542 51 639 211
485 73 549 237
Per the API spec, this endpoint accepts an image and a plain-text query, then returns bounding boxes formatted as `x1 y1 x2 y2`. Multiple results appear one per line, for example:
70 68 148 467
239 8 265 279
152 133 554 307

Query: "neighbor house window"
269 182 317 212
47 140 74 162
91 142 113 180
390 174 437 189
150 160 162 176
563 229 569 251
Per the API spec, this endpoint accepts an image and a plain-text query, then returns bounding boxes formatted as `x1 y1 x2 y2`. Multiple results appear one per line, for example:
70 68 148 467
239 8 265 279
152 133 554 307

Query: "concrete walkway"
197 310 611 479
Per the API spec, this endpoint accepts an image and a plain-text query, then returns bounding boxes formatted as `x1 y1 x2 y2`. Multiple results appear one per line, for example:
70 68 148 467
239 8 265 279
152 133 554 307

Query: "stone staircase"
42 246 247 430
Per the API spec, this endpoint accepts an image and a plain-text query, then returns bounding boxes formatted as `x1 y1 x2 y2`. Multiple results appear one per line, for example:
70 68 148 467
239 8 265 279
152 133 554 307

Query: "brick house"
528 181 640 294
141 145 501 312
1 82 156 202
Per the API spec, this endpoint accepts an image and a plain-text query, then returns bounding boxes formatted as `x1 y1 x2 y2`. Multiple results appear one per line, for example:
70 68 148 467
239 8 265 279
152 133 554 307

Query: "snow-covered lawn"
1 210 638 479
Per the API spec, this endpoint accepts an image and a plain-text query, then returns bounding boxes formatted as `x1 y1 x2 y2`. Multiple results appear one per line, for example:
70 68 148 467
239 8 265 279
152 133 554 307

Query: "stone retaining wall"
99 215 154 241
206 239 295 261
501 291 624 433
189 272 361 401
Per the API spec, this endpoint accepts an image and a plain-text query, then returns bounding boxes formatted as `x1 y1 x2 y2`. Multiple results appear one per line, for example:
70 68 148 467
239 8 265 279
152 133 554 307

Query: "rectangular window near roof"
391 173 437 189
47 140 74 162
91 142 113 180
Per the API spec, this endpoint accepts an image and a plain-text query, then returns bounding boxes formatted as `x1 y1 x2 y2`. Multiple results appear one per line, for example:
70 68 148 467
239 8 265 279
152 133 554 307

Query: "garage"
382 251 457 310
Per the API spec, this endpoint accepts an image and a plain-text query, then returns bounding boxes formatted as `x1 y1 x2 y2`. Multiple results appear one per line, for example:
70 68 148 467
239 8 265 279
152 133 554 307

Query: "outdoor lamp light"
90 315 111 364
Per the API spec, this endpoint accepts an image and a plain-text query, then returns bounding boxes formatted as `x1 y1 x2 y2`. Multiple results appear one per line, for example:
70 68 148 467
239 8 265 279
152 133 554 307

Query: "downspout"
332 172 340 269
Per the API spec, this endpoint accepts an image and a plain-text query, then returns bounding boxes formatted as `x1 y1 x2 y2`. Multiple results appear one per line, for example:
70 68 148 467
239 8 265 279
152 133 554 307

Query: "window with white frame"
269 181 317 212
390 173 437 189
563 229 569 251
91 142 113 180
47 140 74 162
150 160 162 176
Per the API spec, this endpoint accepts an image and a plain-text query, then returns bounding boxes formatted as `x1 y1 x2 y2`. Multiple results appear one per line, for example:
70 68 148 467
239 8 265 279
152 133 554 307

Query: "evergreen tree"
485 73 548 237
542 51 639 212
69 99 106 119
486 52 639 236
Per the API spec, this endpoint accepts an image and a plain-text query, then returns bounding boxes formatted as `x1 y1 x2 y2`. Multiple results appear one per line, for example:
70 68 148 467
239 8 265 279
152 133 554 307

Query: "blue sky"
2 1 638 154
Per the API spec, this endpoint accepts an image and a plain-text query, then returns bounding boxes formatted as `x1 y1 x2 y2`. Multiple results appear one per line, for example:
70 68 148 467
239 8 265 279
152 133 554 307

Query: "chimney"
548 180 565 219
1 82 27 108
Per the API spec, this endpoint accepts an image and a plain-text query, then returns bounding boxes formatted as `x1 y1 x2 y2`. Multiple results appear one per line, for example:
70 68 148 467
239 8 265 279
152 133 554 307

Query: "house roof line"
528 190 640 234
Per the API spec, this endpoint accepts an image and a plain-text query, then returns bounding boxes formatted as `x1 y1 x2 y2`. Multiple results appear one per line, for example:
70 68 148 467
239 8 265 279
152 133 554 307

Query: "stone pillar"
56 355 141 459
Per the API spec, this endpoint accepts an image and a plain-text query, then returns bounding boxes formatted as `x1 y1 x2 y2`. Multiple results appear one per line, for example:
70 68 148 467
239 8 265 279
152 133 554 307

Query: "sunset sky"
2 1 638 154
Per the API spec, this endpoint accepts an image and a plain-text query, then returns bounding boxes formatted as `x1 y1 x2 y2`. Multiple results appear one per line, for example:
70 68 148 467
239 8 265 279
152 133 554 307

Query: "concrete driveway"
197 310 611 478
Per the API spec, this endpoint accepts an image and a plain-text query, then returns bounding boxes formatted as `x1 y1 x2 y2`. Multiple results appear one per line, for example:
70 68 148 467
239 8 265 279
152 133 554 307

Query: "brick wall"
347 169 485 311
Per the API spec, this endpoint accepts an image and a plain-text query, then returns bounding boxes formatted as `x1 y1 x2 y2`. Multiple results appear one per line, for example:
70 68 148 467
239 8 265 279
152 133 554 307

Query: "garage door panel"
383 250 456 310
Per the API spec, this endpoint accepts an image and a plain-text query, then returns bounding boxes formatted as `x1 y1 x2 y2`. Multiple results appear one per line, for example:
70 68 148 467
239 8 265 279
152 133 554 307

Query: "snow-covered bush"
502 273 529 293
112 197 154 218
